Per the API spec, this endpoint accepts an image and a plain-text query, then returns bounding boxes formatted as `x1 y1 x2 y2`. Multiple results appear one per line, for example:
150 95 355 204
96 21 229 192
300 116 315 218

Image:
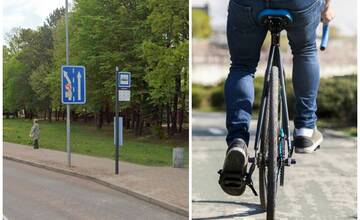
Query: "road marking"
4 215 9 220
77 72 81 100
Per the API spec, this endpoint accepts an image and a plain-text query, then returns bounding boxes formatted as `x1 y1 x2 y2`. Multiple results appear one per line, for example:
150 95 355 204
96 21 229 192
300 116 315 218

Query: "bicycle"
218 8 329 220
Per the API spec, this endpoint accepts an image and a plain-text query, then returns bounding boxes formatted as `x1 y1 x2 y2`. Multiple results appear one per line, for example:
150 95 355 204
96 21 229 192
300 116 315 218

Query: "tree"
4 0 189 138
192 9 212 39
143 0 189 135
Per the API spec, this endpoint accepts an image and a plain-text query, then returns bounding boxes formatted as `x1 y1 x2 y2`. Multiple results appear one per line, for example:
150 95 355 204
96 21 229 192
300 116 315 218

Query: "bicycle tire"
267 66 279 220
259 82 270 210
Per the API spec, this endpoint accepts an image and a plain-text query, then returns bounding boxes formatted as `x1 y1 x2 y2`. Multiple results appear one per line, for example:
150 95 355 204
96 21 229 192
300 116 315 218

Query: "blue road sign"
117 72 131 88
61 65 86 104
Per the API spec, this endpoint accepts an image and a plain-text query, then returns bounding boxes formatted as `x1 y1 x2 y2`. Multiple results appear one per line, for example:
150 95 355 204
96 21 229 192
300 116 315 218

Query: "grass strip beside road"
4 119 188 167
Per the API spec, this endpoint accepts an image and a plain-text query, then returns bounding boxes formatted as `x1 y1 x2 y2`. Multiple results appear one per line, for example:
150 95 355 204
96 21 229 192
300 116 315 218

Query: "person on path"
29 119 40 149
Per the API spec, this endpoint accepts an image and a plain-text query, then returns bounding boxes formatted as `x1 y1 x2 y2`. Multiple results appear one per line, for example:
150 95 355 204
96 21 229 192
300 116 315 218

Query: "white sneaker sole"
295 136 323 154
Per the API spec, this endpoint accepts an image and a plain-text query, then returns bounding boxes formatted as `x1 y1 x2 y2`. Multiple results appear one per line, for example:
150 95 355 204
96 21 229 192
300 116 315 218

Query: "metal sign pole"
115 66 119 174
65 0 71 167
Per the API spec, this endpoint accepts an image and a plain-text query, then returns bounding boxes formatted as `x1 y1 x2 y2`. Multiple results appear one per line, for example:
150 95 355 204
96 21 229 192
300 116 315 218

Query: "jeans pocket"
227 0 257 34
289 0 322 27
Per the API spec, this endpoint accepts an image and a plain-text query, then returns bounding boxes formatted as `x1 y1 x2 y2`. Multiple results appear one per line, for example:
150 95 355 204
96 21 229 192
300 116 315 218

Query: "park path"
192 112 356 219
3 142 188 216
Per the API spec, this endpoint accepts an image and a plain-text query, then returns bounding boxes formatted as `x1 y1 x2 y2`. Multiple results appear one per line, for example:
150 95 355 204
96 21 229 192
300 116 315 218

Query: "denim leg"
286 0 322 129
225 0 267 145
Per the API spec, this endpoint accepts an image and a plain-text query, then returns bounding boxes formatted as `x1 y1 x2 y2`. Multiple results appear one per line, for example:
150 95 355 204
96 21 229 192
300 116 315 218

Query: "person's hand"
321 7 335 24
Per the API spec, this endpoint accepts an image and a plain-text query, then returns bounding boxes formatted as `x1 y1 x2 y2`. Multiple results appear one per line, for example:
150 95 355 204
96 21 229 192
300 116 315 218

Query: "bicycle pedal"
248 157 255 163
284 158 296 166
219 171 245 185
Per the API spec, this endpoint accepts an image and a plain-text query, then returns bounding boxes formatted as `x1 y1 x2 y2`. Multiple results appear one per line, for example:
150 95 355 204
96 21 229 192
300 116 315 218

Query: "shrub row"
193 75 356 126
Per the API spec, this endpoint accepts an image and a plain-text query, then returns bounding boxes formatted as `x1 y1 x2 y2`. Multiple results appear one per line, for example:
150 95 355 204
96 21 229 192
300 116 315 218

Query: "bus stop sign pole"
115 66 120 174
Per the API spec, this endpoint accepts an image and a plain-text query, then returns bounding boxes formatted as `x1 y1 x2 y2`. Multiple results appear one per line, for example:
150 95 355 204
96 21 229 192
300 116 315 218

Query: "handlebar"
320 24 329 51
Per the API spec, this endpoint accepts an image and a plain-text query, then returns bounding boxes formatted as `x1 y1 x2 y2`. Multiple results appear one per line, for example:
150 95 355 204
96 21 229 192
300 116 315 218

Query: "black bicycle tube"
254 45 276 153
276 46 292 157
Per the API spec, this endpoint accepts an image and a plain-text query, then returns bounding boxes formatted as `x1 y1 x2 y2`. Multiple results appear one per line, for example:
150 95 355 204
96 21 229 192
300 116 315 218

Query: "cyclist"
221 0 334 195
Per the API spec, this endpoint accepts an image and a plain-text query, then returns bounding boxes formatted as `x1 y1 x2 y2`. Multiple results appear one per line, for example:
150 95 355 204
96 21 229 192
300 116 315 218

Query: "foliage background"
4 0 189 139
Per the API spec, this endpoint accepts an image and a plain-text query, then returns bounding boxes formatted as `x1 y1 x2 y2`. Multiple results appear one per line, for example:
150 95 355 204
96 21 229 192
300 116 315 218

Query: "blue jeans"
225 0 324 145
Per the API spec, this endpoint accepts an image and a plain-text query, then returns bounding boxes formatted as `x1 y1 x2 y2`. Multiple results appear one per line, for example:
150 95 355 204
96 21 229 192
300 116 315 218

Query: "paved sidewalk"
3 142 188 216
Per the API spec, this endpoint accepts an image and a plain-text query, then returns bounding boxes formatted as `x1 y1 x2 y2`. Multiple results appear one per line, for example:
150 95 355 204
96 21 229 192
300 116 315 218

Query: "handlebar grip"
320 24 329 51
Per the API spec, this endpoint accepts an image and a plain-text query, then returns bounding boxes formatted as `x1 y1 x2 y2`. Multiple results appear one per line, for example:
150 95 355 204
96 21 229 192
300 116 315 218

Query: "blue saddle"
257 9 293 25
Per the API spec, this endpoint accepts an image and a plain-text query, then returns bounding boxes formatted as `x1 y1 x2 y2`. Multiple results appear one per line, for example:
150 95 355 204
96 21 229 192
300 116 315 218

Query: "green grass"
4 119 189 167
317 119 357 137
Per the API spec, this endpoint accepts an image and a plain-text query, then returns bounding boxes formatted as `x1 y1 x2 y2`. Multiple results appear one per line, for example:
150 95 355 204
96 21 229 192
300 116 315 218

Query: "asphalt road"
192 112 357 220
4 160 186 220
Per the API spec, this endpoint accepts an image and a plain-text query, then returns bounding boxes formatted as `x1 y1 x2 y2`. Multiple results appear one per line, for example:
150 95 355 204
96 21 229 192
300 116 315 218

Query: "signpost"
65 0 70 167
61 65 86 167
115 67 131 174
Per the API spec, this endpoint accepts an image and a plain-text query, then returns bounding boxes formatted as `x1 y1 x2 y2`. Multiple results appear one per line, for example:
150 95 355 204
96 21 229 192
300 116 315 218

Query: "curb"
4 156 188 217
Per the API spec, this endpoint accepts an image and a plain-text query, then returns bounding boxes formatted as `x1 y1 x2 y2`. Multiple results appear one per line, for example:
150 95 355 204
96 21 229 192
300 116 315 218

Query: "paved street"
4 160 186 220
4 142 188 213
192 112 357 220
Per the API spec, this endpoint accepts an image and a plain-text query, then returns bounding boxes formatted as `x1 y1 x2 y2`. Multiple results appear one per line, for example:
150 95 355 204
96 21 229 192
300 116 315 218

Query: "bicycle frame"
247 24 295 188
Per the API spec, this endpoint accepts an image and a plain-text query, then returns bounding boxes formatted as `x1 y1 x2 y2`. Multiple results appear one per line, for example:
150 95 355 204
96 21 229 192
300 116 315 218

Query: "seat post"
271 31 281 46
269 20 282 46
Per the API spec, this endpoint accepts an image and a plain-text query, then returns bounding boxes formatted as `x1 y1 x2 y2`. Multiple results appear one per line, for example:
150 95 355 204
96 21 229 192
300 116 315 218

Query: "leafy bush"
200 75 356 127
192 90 201 109
317 75 357 126
210 88 225 110
192 9 212 38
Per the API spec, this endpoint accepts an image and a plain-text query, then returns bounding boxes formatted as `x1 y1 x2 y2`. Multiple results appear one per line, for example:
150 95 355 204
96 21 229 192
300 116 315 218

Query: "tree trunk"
56 108 60 121
166 103 171 136
135 110 141 136
171 73 181 135
126 111 131 129
95 108 103 129
179 108 184 133
179 91 186 133
131 110 136 130
24 107 27 119
159 105 164 126
105 103 112 124
48 107 52 122
29 109 33 119
139 120 144 136
62 109 66 121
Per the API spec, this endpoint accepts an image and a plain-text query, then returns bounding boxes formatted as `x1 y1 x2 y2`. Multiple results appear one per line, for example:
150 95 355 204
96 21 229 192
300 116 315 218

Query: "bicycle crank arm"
284 158 296 166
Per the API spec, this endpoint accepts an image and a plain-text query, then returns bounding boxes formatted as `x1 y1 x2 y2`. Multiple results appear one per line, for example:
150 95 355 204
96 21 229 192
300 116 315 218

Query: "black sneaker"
219 138 248 196
294 129 323 154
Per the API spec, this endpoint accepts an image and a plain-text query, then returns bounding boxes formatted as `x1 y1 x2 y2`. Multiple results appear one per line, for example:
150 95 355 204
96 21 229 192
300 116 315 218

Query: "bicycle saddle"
257 9 293 25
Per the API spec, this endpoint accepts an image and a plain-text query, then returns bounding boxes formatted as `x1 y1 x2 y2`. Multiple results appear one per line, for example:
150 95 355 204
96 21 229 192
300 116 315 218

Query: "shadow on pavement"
192 200 264 220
